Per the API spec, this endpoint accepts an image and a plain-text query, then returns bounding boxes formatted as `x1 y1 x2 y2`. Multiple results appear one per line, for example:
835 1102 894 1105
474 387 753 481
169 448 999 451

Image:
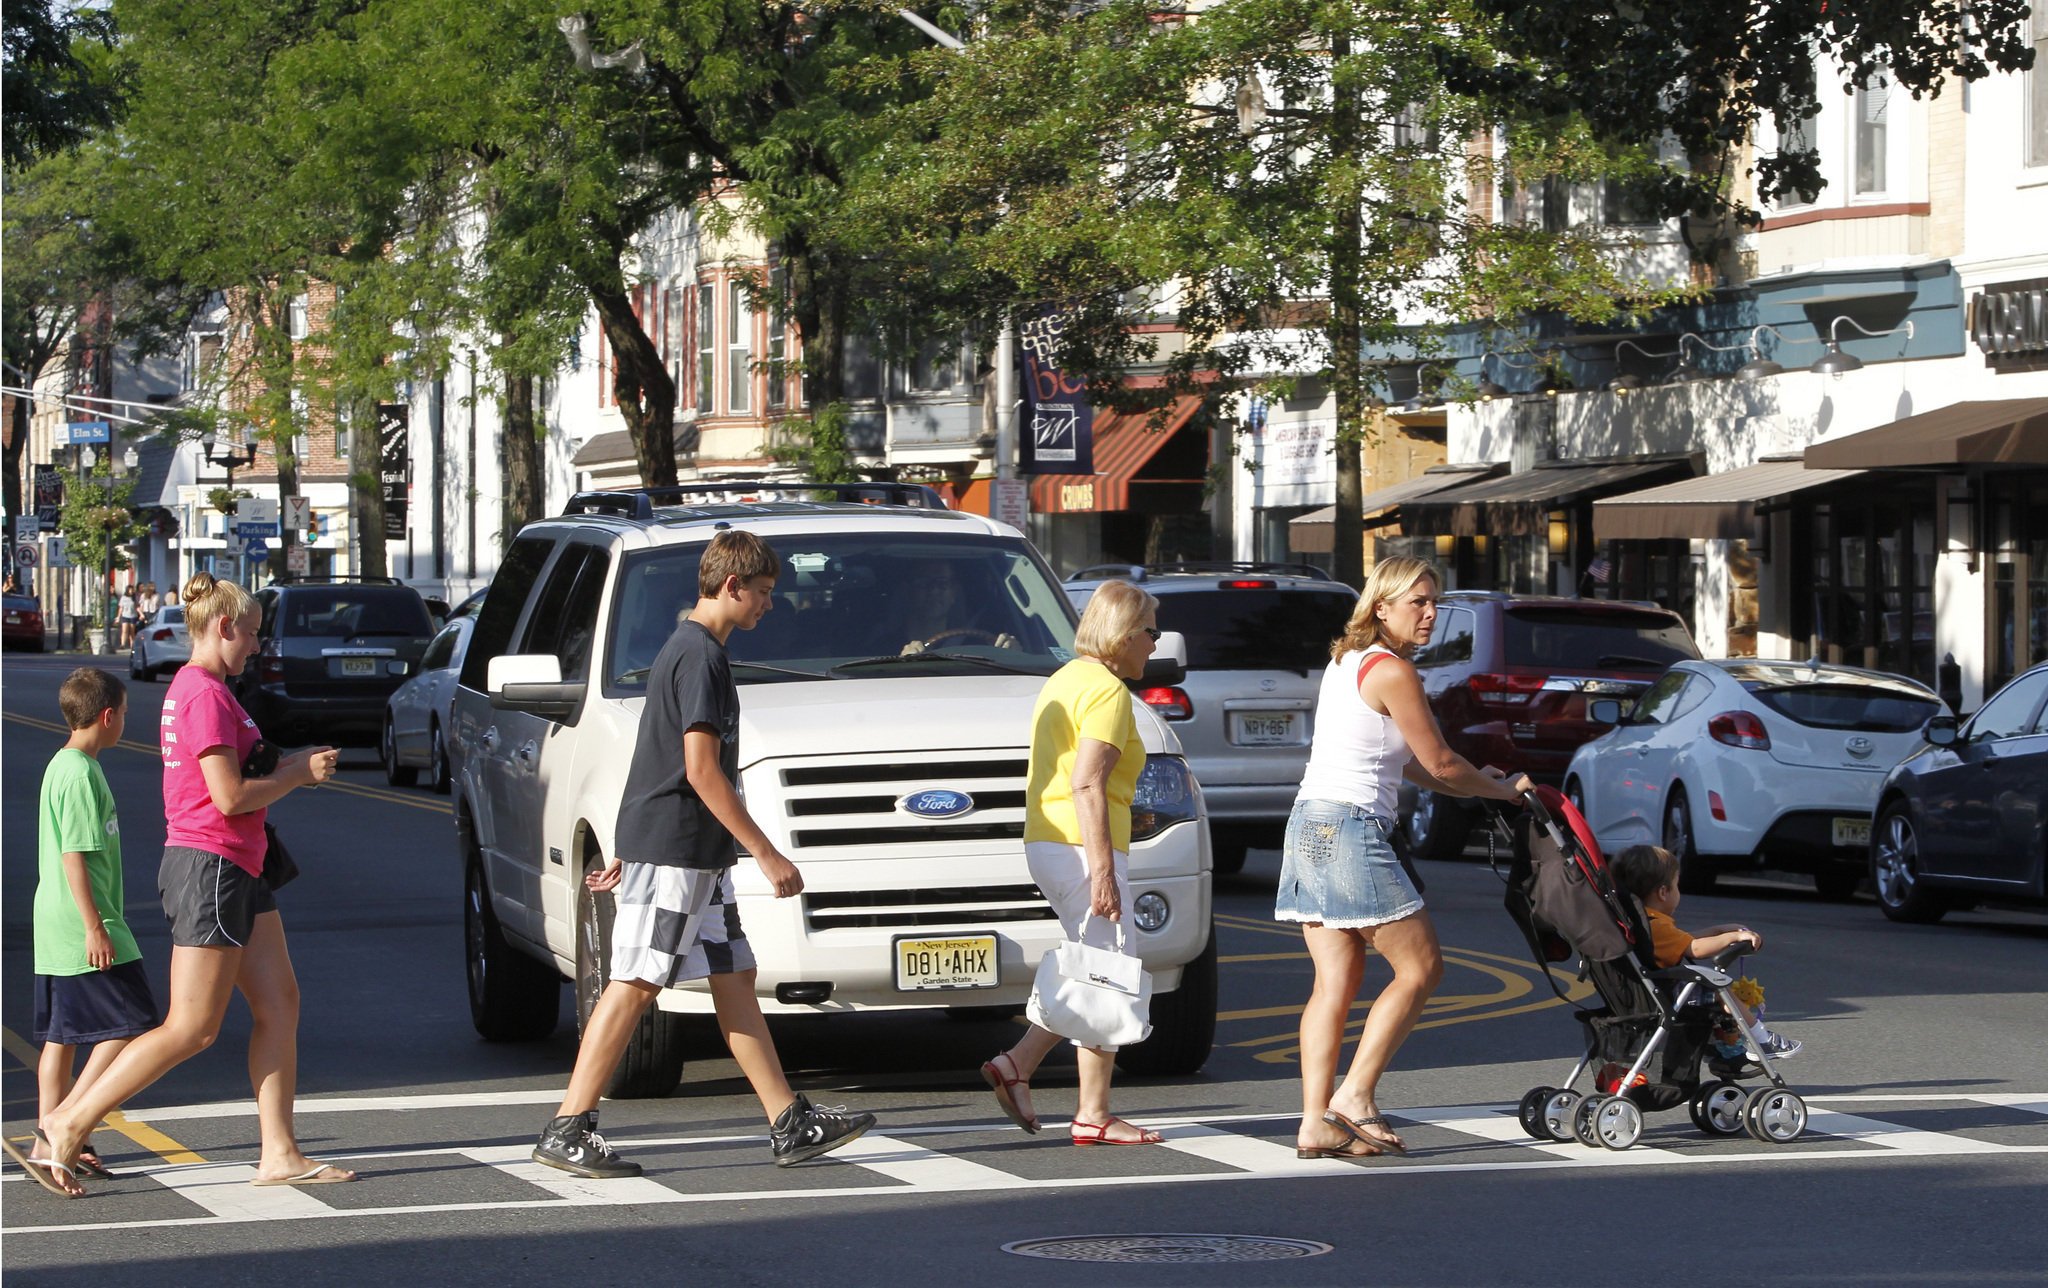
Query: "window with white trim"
2031 6 2048 168
696 283 714 415
1854 72 1889 196
767 266 788 410
727 279 752 415
287 295 310 341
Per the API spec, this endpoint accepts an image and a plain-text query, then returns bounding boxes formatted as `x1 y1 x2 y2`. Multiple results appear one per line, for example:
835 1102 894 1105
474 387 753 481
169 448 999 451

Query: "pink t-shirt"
161 665 266 875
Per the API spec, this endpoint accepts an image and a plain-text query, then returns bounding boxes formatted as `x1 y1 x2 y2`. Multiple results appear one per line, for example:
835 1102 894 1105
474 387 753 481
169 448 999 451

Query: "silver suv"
1065 563 1357 873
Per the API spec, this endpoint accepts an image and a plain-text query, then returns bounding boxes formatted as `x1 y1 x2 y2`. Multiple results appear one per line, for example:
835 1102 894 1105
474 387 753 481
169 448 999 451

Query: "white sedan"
130 605 191 680
381 615 472 792
1562 659 1943 900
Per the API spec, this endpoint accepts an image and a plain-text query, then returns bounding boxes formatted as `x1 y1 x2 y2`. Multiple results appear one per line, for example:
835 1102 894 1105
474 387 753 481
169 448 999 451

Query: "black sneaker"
770 1093 875 1167
532 1110 642 1179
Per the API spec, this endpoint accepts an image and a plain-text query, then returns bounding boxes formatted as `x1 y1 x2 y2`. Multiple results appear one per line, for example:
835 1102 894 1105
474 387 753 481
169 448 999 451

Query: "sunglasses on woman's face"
1139 627 1162 641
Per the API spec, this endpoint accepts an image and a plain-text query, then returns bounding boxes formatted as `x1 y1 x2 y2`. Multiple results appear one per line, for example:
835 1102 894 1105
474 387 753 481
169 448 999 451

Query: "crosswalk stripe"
145 1162 338 1220
1802 1108 2015 1154
1151 1122 1357 1175
1398 1104 1604 1162
459 1145 685 1205
831 1133 1024 1188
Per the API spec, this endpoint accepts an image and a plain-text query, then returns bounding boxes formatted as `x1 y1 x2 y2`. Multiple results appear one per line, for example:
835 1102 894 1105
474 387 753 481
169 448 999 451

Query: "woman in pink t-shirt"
38 572 351 1195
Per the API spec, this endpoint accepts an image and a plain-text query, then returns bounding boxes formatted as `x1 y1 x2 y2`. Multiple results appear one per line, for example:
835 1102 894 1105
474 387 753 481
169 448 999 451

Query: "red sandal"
981 1053 1040 1134
1070 1117 1163 1146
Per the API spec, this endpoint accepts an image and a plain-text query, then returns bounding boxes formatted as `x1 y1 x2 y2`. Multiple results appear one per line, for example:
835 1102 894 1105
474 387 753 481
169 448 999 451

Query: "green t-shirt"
35 747 142 976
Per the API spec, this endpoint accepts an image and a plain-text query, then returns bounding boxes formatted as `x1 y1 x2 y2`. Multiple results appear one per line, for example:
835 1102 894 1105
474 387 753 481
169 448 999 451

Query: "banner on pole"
1018 311 1094 476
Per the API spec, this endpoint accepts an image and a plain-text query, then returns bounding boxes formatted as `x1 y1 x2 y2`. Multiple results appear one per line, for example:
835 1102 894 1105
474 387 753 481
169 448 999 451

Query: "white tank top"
1296 645 1412 817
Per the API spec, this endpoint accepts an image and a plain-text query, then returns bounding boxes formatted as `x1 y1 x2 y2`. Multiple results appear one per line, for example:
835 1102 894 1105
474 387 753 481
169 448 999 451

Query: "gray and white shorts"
609 862 754 988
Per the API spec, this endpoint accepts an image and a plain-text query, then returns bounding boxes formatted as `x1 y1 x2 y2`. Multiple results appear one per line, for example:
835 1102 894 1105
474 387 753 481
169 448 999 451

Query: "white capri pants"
1025 840 1136 1050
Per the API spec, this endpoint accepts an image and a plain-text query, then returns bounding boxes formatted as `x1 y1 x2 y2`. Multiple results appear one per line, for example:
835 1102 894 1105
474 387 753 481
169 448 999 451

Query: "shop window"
1987 473 2048 692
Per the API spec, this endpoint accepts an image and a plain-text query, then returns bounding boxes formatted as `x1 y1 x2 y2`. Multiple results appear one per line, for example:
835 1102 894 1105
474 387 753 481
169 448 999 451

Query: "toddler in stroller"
1500 787 1809 1149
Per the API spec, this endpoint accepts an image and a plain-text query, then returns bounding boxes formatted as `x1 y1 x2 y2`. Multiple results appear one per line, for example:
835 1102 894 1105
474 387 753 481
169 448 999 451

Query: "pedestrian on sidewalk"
116 586 138 650
531 529 875 1179
979 578 1164 1147
35 572 348 1196
3 669 162 1198
1280 556 1532 1160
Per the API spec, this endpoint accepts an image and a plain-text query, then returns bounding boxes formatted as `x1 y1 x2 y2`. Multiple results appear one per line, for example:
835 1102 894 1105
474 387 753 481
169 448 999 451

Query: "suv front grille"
772 752 1029 849
804 884 1055 931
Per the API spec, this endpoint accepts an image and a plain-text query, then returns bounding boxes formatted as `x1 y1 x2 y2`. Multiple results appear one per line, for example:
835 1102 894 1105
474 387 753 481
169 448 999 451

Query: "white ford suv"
449 483 1215 1096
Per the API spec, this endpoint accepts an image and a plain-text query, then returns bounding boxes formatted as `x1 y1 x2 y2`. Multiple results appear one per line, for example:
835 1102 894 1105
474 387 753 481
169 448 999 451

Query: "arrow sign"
243 536 270 560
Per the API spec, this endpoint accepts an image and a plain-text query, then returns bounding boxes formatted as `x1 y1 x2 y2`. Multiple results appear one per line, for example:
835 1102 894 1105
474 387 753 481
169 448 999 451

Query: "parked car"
3 593 44 651
1065 562 1357 873
382 615 473 792
1564 659 1944 898
129 604 191 679
1399 591 1702 861
1869 661 2048 923
232 576 438 745
450 483 1215 1097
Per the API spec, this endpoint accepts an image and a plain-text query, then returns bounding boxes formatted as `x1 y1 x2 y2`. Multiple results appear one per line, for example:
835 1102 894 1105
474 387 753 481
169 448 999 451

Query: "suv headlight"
1130 755 1198 842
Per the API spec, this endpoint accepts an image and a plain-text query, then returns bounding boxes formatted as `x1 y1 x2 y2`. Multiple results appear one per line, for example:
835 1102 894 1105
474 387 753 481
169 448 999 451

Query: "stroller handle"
1520 787 1572 852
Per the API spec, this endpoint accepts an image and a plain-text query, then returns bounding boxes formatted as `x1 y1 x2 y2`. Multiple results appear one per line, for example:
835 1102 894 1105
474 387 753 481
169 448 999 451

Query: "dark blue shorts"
33 960 161 1045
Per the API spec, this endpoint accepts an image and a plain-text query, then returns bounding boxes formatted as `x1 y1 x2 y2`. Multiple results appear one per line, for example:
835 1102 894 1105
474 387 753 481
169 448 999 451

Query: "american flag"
1586 555 1612 584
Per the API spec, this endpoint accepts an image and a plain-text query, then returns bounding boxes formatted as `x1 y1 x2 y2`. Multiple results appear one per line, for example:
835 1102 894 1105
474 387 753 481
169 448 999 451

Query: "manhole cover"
1002 1234 1332 1264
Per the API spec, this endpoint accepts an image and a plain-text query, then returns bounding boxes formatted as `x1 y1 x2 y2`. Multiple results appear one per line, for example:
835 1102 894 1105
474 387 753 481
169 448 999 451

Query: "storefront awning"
1403 456 1699 537
1592 458 1866 541
1288 462 1506 553
1803 397 2048 469
1029 395 1204 514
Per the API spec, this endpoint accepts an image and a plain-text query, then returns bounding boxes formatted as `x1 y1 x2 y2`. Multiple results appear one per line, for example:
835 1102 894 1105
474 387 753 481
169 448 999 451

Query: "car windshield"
1733 671 1941 732
283 590 433 638
1154 588 1356 673
1503 607 1699 670
606 533 1078 692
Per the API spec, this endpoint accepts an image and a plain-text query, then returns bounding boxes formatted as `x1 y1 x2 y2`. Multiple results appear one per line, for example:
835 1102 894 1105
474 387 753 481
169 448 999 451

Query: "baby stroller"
1496 786 1808 1150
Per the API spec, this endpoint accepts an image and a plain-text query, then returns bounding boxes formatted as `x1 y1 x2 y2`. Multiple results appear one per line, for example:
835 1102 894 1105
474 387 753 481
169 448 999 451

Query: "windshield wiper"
731 661 828 681
827 650 1052 678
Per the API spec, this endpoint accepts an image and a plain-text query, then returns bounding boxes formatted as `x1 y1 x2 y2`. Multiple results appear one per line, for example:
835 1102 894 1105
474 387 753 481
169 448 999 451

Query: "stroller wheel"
1690 1081 1748 1137
1571 1095 1606 1148
1540 1089 1584 1142
1743 1087 1808 1143
1592 1095 1644 1151
1517 1087 1557 1139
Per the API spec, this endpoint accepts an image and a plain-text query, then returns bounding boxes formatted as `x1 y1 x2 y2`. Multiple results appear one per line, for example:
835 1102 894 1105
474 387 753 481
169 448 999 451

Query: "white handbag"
1027 914 1154 1048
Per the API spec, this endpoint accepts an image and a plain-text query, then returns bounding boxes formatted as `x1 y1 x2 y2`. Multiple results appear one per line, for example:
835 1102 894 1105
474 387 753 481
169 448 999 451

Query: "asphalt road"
5 653 2046 1286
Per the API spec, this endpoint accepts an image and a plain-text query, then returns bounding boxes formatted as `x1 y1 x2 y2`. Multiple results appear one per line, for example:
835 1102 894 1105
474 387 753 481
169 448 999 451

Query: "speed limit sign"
13 543 37 569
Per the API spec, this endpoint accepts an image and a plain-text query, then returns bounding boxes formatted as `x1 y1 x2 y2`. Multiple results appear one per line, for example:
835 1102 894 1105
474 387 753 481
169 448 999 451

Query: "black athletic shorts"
160 847 276 947
33 961 161 1045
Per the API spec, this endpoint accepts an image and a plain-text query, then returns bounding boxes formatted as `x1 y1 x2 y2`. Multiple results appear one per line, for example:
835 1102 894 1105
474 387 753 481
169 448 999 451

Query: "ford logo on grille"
898 789 976 819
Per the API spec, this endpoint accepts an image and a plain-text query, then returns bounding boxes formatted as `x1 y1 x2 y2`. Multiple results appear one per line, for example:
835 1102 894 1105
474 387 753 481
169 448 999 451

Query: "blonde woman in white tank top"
1279 557 1534 1161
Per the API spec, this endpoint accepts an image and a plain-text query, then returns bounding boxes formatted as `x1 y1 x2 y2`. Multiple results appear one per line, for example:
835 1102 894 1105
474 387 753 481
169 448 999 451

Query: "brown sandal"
1325 1109 1408 1156
1070 1117 1163 1146
980 1053 1040 1134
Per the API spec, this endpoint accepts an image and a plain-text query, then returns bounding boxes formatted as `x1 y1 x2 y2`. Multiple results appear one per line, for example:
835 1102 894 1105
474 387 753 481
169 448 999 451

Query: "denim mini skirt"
1274 798 1426 929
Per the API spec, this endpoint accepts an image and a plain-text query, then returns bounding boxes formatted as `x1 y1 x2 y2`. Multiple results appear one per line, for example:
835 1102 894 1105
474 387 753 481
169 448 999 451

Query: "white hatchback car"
1562 659 1944 899
129 605 191 680
382 614 473 792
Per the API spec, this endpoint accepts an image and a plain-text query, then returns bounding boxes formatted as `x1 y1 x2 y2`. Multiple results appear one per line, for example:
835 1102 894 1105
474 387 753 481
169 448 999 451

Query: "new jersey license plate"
341 657 376 676
1832 817 1871 847
1230 711 1301 746
893 934 998 991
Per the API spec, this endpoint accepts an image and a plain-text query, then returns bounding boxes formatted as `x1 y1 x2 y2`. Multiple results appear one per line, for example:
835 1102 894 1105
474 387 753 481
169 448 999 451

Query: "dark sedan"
1870 661 2048 923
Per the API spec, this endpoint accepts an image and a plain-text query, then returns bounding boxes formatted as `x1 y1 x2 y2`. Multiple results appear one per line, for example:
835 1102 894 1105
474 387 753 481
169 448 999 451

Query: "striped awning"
1029 395 1205 513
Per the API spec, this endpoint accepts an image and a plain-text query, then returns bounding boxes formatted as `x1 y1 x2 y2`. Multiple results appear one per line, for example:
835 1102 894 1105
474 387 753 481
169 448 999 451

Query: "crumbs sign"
1972 278 2048 372
1019 311 1094 475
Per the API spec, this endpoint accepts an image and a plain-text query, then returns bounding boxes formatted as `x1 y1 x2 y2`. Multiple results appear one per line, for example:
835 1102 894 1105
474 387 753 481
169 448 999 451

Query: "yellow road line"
0 1027 209 1165
3 711 451 814
1218 951 1309 964
1225 949 1534 1038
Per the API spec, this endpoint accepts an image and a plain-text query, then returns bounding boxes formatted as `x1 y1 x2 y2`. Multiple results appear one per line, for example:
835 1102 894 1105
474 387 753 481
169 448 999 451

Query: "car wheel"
1403 789 1471 863
1665 788 1716 893
1114 923 1216 1078
464 844 560 1041
130 648 143 679
577 853 687 1098
1564 778 1586 819
1812 867 1862 901
1872 800 1949 924
382 717 418 788
428 721 451 795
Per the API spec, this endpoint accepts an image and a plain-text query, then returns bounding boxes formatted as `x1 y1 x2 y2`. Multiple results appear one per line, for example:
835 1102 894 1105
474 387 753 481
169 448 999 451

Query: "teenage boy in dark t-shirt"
532 529 875 1177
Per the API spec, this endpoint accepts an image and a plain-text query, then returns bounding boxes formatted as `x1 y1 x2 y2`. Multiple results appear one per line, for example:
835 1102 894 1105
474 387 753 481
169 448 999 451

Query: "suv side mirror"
1923 713 1959 748
1134 630 1187 689
1587 697 1624 726
488 653 586 723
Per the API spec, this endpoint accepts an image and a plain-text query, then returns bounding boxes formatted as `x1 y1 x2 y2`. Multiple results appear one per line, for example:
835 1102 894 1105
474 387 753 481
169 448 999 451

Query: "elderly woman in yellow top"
980 579 1162 1145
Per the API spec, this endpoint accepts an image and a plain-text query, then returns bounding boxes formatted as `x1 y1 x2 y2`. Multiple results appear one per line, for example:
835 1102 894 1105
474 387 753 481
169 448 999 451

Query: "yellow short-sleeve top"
1024 659 1147 851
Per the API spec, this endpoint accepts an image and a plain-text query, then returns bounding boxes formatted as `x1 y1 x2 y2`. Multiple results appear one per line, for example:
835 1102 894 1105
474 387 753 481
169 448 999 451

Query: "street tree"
855 0 2034 587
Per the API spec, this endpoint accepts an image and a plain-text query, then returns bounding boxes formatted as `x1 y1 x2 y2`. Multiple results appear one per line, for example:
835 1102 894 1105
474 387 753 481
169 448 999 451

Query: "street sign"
235 497 279 525
210 555 240 583
45 536 69 569
243 536 270 560
14 544 37 569
283 496 312 530
992 478 1030 532
234 521 281 538
53 420 111 446
13 514 39 541
286 545 310 576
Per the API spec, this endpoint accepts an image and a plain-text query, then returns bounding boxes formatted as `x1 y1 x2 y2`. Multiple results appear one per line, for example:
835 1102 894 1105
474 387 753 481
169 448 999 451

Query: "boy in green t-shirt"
4 668 161 1198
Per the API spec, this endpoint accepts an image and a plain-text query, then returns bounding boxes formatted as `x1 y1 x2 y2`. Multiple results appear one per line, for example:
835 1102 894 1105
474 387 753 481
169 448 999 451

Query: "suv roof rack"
268 574 405 586
562 482 949 521
1066 560 1338 583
